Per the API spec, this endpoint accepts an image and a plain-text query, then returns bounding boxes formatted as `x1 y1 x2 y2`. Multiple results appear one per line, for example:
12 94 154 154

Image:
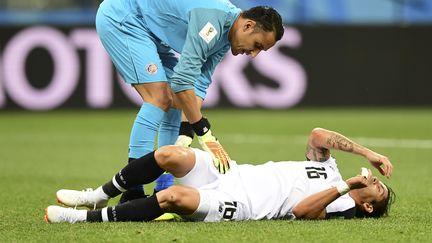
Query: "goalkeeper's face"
229 20 276 58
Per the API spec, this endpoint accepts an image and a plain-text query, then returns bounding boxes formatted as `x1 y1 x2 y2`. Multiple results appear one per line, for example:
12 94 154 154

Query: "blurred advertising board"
0 26 431 110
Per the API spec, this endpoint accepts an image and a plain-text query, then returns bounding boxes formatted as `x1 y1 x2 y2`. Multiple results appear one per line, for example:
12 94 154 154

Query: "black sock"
127 157 144 193
108 194 164 222
128 157 136 163
87 210 103 222
179 121 194 139
102 151 164 198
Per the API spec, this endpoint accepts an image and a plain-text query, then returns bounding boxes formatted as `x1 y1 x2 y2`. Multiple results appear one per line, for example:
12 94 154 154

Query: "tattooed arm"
305 128 393 178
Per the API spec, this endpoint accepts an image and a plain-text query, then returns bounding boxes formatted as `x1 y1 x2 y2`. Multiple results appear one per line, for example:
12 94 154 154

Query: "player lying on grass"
45 128 395 223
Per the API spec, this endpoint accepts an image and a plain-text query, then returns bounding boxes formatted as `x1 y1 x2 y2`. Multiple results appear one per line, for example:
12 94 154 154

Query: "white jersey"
180 149 355 222
227 157 355 220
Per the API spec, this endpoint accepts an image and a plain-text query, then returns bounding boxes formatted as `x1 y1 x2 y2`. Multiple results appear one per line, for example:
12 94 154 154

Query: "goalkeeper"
46 128 395 223
95 0 284 202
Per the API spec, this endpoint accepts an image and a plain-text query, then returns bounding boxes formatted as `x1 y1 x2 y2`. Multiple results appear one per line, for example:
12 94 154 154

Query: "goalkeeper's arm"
190 117 231 174
172 89 231 173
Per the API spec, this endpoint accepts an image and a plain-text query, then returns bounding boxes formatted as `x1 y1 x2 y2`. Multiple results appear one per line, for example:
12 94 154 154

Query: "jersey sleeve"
325 194 356 219
195 44 230 93
171 8 228 93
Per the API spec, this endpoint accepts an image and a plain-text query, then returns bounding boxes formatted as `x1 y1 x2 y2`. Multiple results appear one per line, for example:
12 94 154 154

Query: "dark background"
2 26 430 109
1 0 432 109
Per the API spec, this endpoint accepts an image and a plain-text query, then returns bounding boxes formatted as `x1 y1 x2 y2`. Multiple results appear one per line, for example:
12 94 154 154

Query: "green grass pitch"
0 108 431 242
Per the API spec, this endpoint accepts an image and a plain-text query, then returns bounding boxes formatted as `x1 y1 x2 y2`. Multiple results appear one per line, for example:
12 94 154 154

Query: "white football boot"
45 205 87 224
56 187 108 209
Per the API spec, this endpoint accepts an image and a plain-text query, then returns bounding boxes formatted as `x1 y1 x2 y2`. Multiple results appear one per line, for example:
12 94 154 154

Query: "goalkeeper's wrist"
191 117 211 136
336 181 351 195
179 121 194 139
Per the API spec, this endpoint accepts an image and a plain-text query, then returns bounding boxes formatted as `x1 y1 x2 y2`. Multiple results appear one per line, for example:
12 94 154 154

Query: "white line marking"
221 133 432 149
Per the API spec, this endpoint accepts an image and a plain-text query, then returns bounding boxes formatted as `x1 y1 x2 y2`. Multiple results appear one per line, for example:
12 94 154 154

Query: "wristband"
336 182 350 195
179 121 194 139
191 117 211 136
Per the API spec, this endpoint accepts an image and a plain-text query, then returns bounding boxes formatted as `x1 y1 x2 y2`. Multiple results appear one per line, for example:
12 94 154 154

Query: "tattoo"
306 144 329 162
326 134 354 152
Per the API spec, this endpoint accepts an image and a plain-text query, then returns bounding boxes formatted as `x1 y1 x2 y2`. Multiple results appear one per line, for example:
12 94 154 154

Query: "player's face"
230 21 276 58
356 172 388 204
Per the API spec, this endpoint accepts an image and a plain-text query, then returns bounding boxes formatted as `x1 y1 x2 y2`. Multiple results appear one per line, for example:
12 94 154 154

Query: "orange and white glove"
198 130 231 174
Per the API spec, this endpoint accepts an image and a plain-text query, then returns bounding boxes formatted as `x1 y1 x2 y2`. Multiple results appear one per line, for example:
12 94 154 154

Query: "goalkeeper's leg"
155 108 181 192
120 102 166 203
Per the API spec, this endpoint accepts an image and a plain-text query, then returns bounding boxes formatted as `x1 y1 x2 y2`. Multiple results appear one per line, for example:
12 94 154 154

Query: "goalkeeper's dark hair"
356 183 396 218
241 6 284 41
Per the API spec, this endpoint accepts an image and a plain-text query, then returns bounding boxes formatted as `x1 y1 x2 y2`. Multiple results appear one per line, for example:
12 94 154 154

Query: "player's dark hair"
242 6 284 41
356 183 396 218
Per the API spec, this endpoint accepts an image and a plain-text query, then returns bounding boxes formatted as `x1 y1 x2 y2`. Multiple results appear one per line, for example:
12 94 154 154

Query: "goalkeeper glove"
198 130 231 174
175 135 193 147
192 117 231 174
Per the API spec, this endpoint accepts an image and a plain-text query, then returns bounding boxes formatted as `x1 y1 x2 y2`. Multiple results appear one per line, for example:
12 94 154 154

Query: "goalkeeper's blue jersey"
107 0 241 93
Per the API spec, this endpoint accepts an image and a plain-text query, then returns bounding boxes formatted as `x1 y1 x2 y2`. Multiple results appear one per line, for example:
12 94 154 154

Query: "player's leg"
47 185 247 223
155 145 221 222
96 8 172 202
48 147 220 224
55 146 197 208
154 107 181 192
154 49 182 192
46 148 200 223
125 82 174 201
129 83 173 159
87 186 199 222
46 185 200 223
46 183 248 223
46 147 230 223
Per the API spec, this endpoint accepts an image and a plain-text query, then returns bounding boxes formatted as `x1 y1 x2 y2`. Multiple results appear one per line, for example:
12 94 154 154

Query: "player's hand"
175 135 193 148
197 130 231 174
346 168 373 190
365 150 393 178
